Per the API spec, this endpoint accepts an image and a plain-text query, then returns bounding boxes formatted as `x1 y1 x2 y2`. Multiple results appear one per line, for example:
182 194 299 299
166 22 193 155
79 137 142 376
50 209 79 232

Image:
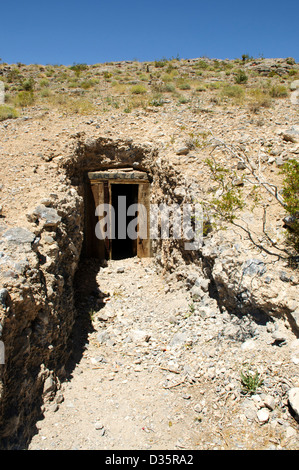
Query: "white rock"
290 80 299 91
263 394 276 411
257 408 270 424
285 426 297 439
130 329 151 343
241 339 255 351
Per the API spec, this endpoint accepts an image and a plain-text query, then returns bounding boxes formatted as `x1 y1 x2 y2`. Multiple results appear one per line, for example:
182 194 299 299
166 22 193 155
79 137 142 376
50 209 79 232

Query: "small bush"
248 88 272 113
130 84 147 94
177 81 191 90
103 71 113 80
80 79 96 89
221 85 245 100
70 63 88 74
194 59 209 70
21 77 35 91
149 94 165 107
0 105 19 121
154 58 168 68
40 88 52 98
241 54 253 62
39 78 50 88
281 159 299 252
178 96 190 104
240 367 263 395
6 68 22 83
234 69 248 84
269 84 288 98
65 98 95 115
15 91 35 107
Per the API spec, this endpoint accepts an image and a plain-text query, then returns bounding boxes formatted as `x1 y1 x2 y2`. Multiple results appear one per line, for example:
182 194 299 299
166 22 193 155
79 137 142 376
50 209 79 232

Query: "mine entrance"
111 183 138 259
86 168 151 260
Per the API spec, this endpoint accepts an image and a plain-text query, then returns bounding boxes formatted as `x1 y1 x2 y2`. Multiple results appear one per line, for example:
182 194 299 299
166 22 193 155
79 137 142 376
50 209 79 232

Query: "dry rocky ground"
0 56 299 450
29 257 299 450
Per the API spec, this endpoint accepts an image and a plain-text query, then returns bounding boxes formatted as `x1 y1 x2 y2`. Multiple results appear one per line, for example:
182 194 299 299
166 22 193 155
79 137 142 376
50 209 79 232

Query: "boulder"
27 205 61 228
290 80 299 91
282 126 299 143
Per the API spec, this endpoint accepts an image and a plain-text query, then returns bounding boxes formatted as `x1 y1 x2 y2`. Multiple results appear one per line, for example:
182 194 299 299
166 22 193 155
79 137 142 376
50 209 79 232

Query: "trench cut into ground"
85 168 151 261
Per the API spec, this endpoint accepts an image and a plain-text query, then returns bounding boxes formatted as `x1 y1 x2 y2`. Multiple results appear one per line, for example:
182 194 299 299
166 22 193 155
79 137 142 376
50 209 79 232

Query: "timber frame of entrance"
88 168 151 259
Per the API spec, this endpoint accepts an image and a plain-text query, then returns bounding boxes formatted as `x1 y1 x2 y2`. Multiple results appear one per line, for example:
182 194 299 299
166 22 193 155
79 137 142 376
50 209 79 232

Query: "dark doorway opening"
111 183 138 260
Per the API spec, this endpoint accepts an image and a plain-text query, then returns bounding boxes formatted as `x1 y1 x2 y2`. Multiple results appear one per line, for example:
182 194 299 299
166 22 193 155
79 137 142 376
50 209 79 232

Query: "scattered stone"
169 332 189 348
263 394 276 411
257 408 270 424
279 271 291 282
130 329 151 343
29 205 61 228
96 330 110 344
272 329 288 346
176 146 189 155
282 126 299 143
3 227 35 244
237 161 247 170
0 288 9 307
194 403 203 413
288 388 299 419
242 259 266 276
43 376 56 396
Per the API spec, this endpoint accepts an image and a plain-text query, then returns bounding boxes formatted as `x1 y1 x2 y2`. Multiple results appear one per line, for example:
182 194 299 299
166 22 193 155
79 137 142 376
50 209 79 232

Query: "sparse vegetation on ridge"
0 56 297 116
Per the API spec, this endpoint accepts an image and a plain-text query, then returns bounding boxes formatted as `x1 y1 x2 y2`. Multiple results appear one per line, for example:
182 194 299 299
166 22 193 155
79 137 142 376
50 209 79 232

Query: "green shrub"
15 91 35 107
178 96 190 104
240 367 263 395
248 88 272 112
269 84 288 98
103 71 113 80
162 83 174 93
221 85 245 100
40 88 52 98
154 58 168 68
6 68 22 83
177 81 191 90
241 54 253 62
130 84 147 94
80 79 96 89
149 94 165 107
70 63 88 74
0 105 19 121
234 69 248 84
39 78 50 87
281 159 299 252
21 77 35 91
194 59 209 70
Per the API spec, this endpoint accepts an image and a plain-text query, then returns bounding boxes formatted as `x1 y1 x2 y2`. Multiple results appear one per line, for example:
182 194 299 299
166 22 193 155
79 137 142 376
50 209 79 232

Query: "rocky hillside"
0 56 298 449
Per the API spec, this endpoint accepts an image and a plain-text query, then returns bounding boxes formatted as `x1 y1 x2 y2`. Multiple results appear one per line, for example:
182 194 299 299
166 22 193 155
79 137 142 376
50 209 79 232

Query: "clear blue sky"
1 0 298 65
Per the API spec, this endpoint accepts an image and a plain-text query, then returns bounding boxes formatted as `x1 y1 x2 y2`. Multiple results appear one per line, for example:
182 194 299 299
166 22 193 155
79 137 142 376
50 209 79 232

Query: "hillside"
0 56 298 450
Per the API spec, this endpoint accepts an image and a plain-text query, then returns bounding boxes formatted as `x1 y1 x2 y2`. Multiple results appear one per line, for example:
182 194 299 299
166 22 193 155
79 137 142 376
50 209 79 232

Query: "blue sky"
0 0 298 65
